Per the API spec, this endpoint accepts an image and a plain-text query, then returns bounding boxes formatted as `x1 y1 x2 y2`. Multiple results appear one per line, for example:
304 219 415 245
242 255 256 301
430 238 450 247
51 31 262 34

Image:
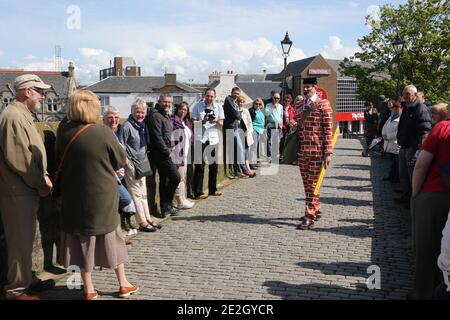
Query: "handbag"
281 106 315 164
52 124 93 196
132 156 152 179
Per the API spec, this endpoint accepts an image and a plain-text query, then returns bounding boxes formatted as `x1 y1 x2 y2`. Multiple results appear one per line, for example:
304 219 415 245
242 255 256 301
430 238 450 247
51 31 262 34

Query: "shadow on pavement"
262 280 383 300
328 176 371 182
39 286 83 300
319 197 373 207
172 214 299 228
333 164 371 171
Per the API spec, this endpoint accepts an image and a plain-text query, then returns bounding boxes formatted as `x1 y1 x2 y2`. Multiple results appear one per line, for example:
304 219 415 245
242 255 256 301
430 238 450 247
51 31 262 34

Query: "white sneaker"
126 229 134 236
179 201 194 209
132 229 138 235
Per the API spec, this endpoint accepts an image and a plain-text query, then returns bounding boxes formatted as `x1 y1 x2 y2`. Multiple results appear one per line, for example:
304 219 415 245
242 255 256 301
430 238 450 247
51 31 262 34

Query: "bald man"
395 85 432 206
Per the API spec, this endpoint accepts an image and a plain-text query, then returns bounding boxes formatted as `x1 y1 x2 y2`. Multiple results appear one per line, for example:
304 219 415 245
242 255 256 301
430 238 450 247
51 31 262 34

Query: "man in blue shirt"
191 88 225 199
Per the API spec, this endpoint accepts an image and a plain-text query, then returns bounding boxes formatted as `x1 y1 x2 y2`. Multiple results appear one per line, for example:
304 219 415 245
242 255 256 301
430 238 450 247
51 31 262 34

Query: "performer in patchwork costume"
295 77 333 230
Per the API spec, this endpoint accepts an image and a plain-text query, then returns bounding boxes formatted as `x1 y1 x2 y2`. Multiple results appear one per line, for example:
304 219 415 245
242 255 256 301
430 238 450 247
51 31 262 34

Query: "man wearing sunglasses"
0 74 53 300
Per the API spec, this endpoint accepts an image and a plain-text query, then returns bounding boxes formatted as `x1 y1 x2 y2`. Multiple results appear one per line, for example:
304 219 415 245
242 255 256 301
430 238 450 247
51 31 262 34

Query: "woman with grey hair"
118 99 160 232
103 106 138 237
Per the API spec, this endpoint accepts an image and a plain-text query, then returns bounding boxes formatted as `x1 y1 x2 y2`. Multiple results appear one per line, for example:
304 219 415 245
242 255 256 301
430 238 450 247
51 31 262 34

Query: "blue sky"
0 0 406 84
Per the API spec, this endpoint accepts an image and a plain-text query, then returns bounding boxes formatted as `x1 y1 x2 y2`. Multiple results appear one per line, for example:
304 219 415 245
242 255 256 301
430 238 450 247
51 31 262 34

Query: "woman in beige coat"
237 96 256 177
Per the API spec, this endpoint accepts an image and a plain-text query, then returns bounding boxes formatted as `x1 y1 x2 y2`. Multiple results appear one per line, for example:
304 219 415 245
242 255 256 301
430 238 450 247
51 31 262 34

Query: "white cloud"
12 56 56 72
348 1 360 7
320 36 359 59
366 5 381 29
0 50 4 58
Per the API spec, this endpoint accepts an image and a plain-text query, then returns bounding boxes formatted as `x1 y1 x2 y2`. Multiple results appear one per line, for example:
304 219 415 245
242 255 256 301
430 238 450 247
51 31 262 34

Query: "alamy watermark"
66 265 82 290
366 265 381 290
67 5 81 30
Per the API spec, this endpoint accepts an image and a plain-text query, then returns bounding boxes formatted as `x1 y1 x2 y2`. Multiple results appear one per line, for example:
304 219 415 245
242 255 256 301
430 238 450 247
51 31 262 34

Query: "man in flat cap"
0 74 53 300
294 77 333 230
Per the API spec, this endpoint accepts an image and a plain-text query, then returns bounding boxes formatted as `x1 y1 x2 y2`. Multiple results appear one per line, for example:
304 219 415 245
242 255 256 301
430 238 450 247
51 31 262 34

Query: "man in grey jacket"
0 75 53 300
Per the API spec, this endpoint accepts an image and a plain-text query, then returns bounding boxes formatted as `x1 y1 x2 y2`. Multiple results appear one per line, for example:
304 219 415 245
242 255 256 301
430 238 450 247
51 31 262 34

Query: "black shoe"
139 225 158 232
314 215 322 222
149 222 162 230
29 278 56 292
297 217 314 230
44 265 67 275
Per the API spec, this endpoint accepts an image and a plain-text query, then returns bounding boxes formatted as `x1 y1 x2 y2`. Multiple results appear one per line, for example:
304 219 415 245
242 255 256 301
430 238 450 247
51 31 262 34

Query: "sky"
0 0 406 85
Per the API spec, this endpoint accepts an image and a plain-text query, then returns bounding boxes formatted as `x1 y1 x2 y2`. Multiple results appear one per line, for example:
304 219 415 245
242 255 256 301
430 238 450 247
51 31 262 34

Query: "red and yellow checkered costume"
295 98 333 219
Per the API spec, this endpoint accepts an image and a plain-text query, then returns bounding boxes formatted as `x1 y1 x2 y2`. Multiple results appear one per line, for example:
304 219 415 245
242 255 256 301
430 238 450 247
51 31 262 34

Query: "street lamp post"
392 34 405 98
280 32 293 100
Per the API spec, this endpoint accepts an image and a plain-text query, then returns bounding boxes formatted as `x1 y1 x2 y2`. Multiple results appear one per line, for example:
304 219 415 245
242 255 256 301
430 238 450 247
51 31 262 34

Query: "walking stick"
313 127 340 196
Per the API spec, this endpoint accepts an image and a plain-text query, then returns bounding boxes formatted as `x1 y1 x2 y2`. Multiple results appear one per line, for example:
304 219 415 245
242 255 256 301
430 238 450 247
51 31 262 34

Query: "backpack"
442 156 450 189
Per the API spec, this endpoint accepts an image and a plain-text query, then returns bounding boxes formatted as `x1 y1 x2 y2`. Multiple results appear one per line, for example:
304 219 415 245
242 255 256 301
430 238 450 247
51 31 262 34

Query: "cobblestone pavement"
41 137 413 300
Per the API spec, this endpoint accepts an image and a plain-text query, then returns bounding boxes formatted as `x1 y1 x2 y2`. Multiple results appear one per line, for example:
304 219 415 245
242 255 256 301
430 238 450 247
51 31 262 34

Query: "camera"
205 108 216 121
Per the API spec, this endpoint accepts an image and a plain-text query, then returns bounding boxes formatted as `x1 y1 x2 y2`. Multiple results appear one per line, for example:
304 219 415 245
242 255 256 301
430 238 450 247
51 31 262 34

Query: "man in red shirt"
411 103 450 299
295 78 333 230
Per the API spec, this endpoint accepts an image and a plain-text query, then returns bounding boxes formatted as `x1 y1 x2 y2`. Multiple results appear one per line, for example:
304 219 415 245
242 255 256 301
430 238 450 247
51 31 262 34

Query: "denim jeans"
250 131 261 165
118 183 135 214
266 127 280 159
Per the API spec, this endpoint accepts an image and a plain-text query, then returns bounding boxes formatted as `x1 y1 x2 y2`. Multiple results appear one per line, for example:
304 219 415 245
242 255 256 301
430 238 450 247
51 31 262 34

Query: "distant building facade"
270 54 366 133
88 73 202 118
0 63 77 121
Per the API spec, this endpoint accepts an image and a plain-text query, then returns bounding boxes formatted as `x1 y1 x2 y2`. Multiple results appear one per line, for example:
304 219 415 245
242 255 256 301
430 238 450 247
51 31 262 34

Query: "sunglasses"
273 97 280 100
31 87 45 95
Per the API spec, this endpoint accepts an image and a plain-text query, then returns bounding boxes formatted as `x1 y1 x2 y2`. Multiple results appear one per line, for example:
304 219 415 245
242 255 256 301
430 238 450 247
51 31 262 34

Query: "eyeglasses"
30 87 45 96
273 97 280 100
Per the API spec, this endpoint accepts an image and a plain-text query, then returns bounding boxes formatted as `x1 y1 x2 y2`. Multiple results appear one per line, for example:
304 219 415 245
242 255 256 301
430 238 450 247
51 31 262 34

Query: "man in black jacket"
223 87 243 176
396 85 432 204
147 94 181 218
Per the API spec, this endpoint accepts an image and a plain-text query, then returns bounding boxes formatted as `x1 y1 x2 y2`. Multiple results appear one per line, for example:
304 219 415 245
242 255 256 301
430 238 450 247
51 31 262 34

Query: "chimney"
208 71 220 85
68 62 75 78
114 57 123 76
165 73 176 86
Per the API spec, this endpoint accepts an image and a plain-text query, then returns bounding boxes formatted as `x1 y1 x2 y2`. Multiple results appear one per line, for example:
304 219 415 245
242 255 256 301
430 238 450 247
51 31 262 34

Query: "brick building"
271 54 367 133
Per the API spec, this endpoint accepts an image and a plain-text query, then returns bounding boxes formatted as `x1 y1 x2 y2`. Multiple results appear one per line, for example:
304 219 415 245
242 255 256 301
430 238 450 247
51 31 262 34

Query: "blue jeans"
233 132 248 175
118 183 135 214
250 131 261 165
266 127 280 159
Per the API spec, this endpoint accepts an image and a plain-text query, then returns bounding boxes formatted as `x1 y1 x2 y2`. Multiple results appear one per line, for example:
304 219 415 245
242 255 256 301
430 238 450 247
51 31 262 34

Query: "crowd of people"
362 86 450 299
0 73 448 300
0 74 323 300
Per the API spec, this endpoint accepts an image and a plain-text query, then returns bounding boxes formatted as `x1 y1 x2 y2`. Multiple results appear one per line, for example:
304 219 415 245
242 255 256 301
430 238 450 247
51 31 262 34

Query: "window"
336 79 366 113
47 98 58 112
2 97 11 108
173 96 183 105
100 96 110 106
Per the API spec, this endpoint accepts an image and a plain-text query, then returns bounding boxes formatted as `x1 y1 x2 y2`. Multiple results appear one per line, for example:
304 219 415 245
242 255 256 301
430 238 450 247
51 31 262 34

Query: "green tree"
340 0 450 105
